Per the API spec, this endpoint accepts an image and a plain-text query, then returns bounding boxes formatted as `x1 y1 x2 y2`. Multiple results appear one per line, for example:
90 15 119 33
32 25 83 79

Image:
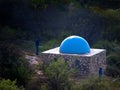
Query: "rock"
25 55 39 65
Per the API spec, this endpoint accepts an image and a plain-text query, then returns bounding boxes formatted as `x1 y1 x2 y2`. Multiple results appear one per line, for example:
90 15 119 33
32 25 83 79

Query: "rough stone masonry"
40 47 106 77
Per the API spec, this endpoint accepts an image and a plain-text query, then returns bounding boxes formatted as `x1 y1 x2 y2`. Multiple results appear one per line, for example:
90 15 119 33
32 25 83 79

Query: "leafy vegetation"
0 26 36 41
0 43 31 86
40 31 72 51
39 58 74 90
0 0 120 89
93 40 120 78
0 79 24 90
39 58 120 90
91 7 120 20
31 0 120 9
73 77 120 90
91 7 120 78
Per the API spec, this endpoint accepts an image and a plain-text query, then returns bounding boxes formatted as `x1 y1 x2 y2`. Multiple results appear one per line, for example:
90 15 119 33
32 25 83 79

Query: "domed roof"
59 35 90 54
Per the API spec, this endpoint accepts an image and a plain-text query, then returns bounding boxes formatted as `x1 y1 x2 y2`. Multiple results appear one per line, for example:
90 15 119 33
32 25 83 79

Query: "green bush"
40 39 60 52
93 40 120 78
106 53 120 77
0 26 35 41
0 79 24 90
40 31 72 52
102 25 120 41
42 58 73 90
91 7 120 19
40 84 48 90
93 40 119 54
75 77 120 90
90 7 120 41
0 43 31 86
0 26 17 40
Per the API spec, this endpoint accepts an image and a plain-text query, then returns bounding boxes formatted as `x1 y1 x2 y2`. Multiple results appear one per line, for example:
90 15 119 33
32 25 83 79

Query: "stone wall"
40 49 106 77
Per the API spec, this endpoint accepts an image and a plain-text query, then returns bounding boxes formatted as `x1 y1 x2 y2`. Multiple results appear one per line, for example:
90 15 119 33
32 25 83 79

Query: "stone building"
40 35 106 77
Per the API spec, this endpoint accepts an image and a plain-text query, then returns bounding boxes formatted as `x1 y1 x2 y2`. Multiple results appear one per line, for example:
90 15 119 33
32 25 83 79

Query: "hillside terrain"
0 0 120 90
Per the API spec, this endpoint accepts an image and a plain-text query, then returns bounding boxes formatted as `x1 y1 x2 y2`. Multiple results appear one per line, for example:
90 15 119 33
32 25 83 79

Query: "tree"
0 79 24 90
0 43 31 86
42 58 73 90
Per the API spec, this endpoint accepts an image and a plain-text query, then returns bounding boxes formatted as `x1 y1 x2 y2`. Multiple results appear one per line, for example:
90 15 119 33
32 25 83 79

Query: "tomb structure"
40 36 106 77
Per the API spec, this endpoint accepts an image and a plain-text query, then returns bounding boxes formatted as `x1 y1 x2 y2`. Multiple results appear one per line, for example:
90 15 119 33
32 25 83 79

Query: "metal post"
35 37 40 55
99 67 103 78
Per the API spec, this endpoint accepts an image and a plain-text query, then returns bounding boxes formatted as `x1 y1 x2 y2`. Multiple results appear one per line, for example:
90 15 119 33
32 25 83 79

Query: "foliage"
93 40 119 54
31 0 120 9
0 26 32 41
40 39 60 52
91 7 120 20
91 7 120 78
93 40 120 78
40 31 72 52
106 53 120 77
91 7 120 42
73 77 120 90
79 0 120 8
40 84 48 90
0 26 18 40
80 77 109 90
0 79 24 90
0 43 31 86
31 0 80 9
102 24 120 41
42 58 73 90
1 0 120 9
32 0 46 8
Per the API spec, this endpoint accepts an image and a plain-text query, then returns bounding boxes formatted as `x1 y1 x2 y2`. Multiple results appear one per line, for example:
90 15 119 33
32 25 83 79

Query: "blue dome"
59 35 90 54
